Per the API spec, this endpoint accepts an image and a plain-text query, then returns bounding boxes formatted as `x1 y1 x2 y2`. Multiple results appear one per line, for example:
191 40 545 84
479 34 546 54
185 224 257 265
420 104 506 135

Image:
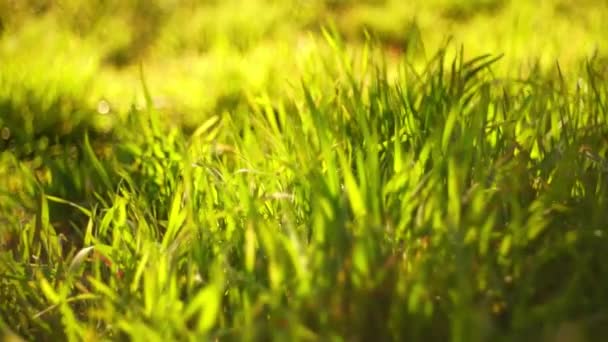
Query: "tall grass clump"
1 35 608 341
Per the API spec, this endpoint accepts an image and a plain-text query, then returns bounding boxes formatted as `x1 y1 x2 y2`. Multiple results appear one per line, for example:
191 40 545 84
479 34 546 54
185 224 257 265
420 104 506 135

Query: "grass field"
1 1 608 341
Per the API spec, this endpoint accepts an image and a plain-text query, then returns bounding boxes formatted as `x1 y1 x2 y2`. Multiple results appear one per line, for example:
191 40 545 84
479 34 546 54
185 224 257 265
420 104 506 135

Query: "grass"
1 1 608 341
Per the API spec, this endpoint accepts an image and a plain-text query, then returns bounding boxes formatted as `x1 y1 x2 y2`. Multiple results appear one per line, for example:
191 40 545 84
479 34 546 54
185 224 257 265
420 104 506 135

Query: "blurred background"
1 0 607 131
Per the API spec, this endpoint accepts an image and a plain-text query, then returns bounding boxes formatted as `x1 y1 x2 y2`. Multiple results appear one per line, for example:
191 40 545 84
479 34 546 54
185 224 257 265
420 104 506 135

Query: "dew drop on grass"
97 99 111 115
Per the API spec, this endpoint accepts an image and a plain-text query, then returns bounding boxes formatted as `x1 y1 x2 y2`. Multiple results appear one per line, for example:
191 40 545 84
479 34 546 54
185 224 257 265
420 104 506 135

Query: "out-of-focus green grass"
1 1 608 341
1 0 606 128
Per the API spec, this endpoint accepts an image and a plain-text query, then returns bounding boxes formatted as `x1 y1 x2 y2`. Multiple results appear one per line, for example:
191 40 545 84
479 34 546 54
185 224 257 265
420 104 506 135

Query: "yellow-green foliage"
1 1 608 341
